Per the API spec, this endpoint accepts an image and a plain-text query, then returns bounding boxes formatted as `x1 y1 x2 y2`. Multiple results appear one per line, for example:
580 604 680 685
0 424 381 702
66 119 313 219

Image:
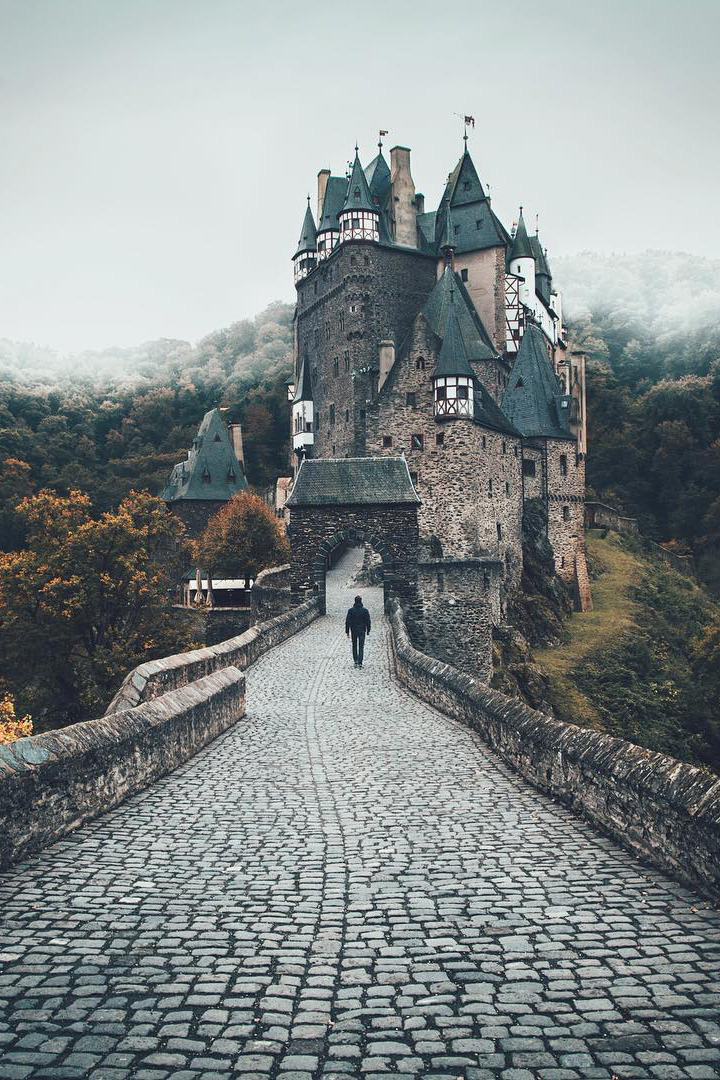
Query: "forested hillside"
0 302 294 551
555 252 720 591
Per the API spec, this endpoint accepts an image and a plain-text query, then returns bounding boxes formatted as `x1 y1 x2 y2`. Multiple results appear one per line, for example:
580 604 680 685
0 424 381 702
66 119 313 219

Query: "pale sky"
1 0 718 353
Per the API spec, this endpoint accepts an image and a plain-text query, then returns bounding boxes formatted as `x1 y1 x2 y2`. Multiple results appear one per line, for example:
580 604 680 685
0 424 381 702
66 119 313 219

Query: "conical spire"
341 149 377 214
434 292 476 380
293 353 314 404
294 197 317 257
509 207 533 261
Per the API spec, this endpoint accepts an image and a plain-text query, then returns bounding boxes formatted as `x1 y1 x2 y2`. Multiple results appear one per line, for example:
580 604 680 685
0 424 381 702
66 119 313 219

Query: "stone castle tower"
287 136 591 675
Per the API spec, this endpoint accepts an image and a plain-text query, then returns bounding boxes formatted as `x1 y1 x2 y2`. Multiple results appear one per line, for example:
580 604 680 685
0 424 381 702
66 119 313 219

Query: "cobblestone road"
1 549 720 1080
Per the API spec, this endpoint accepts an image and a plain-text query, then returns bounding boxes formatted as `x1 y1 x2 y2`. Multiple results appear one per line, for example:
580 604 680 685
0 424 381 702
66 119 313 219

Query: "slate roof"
501 323 574 441
293 354 313 404
531 234 552 304
433 301 475 379
294 200 317 257
341 151 376 214
365 151 391 204
433 149 509 254
422 266 498 362
286 457 420 507
318 176 347 234
162 409 247 503
509 209 533 261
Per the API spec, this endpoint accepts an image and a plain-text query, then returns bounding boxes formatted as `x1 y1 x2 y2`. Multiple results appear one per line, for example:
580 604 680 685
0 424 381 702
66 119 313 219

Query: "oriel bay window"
434 375 473 418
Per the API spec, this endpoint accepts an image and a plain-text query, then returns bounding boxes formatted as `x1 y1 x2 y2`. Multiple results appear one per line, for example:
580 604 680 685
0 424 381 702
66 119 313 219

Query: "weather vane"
454 112 475 147
379 129 388 151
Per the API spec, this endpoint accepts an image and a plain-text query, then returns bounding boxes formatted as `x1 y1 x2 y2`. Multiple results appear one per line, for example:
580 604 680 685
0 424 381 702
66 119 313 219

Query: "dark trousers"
351 631 366 665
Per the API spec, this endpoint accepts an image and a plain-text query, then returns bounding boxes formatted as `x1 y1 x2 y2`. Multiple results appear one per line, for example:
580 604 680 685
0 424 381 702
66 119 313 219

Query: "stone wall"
295 241 437 458
452 246 510 367
585 500 639 536
250 564 296 622
0 668 245 870
167 498 227 539
170 605 252 647
417 560 495 681
387 597 720 899
106 596 322 714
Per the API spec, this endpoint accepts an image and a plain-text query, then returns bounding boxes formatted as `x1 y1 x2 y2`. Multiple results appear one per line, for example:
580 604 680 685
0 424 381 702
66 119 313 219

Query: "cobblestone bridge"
1 550 719 1080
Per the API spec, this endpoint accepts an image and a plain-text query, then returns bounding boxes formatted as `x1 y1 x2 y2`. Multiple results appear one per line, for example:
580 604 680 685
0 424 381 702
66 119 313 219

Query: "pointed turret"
338 148 380 244
439 201 456 265
293 198 317 283
434 146 509 255
433 291 475 419
292 354 315 459
531 233 552 305
501 323 573 440
316 175 346 260
508 207 535 305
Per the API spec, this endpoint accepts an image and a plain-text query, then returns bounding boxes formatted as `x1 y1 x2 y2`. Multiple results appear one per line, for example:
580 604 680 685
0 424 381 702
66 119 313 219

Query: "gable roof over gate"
286 458 420 507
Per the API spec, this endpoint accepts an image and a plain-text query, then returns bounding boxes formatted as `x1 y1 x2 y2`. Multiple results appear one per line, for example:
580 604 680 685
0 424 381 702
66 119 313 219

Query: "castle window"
344 351 350 371
318 239 326 252
560 454 568 476
560 556 565 568
227 469 236 483
476 219 483 230
458 384 469 400
312 364 318 381
523 459 536 477
329 404 335 426
411 433 424 451
453 224 460 235
325 324 331 341
563 505 570 521
505 482 510 495
436 432 444 446
333 357 339 376
460 268 469 282
482 435 486 449
497 522 503 541
410 471 418 483
345 408 349 422
514 445 518 457
373 196 379 206
339 312 345 331
383 435 393 448
488 478 493 495
416 357 426 370
515 378 524 388
214 434 221 442
354 187 360 200
463 180 471 191
352 218 360 228
314 329 319 347
202 469 211 485
364 255 370 264
502 441 507 454
406 392 417 407
436 385 446 400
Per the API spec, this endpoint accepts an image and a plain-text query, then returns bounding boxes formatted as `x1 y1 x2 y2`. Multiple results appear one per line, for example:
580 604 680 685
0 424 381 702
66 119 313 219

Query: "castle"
286 135 591 677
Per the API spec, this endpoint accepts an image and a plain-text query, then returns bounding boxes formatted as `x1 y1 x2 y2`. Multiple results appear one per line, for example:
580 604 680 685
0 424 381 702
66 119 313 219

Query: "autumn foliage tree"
0 489 189 731
193 493 290 583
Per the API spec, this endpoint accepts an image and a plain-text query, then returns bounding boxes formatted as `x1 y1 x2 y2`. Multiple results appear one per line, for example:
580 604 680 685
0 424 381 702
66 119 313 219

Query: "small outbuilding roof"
286 457 420 507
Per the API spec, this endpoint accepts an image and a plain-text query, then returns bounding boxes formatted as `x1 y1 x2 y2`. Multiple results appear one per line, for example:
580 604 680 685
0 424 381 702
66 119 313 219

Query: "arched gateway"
286 457 420 614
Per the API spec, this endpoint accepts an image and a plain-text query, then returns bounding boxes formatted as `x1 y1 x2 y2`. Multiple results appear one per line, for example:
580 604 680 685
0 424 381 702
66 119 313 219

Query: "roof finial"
519 204 523 216
379 128 388 152
307 194 311 207
453 112 475 149
535 212 539 235
355 141 359 155
449 284 455 303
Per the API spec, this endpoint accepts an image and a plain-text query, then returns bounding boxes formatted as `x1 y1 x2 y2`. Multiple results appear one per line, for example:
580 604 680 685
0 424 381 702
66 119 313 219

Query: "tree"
0 489 189 731
193 494 290 584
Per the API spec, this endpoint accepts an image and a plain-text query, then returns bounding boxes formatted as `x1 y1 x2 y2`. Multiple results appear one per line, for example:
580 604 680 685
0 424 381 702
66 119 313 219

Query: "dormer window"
227 469 236 483
354 186 360 201
214 434 221 442
202 468 211 484
453 224 460 235
434 375 473 418
463 180 471 191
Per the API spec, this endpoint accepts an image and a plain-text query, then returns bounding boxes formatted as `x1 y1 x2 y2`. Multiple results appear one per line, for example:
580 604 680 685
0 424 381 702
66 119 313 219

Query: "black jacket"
346 603 371 636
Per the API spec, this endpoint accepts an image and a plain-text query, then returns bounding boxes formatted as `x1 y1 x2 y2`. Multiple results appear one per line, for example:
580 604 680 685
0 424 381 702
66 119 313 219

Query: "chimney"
378 340 396 393
227 422 245 473
317 169 330 222
390 146 417 248
415 192 425 215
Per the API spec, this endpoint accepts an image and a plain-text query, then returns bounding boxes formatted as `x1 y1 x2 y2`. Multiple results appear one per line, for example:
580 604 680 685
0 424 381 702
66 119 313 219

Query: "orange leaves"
0 693 33 745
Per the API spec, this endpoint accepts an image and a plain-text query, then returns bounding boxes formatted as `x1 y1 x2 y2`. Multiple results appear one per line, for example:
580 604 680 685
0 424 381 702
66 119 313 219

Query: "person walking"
345 594 371 668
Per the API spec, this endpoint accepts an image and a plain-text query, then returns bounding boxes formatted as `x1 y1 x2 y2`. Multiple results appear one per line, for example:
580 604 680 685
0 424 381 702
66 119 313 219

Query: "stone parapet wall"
250 564 297 622
585 500 639 536
387 597 720 899
107 595 321 713
0 668 245 870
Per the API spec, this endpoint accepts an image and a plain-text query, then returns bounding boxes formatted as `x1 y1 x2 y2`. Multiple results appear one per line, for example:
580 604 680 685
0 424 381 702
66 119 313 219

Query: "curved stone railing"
0 668 244 870
250 563 295 621
106 595 321 713
387 597 720 899
0 594 322 870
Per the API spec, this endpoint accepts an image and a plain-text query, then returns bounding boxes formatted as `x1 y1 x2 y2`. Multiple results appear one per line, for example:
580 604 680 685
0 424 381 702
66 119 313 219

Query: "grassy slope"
534 530 719 772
